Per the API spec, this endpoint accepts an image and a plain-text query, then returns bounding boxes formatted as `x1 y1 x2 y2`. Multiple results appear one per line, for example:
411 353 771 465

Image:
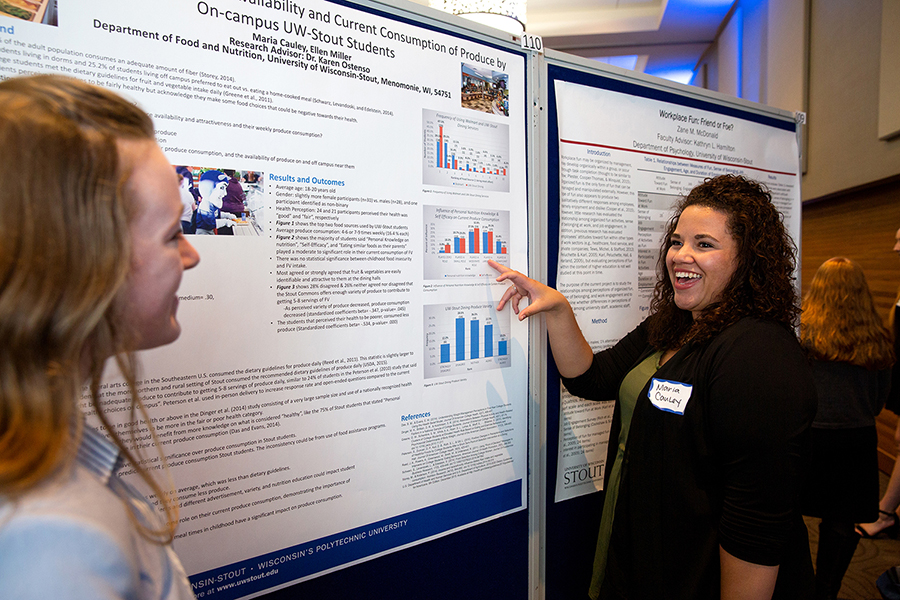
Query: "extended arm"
488 259 592 378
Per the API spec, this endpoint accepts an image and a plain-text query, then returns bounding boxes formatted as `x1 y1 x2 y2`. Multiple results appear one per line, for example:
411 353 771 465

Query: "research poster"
0 1 529 597
552 77 800 502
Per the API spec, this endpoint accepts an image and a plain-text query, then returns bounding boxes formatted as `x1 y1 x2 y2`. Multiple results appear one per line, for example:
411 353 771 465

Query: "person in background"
0 74 199 599
218 169 245 235
799 257 893 600
176 166 197 235
857 226 900 541
195 170 236 235
490 174 816 599
176 166 200 206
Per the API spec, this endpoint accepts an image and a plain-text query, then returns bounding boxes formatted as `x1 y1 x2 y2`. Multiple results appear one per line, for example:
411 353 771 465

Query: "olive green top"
588 350 661 600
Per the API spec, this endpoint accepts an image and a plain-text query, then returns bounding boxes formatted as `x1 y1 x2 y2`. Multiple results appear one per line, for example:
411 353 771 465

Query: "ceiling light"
430 0 526 34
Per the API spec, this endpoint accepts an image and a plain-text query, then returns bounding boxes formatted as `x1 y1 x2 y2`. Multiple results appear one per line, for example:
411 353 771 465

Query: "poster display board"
540 57 802 600
550 69 801 502
1 3 811 597
0 2 529 598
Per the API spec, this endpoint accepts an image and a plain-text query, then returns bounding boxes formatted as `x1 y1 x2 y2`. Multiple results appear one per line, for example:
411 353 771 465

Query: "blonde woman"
0 75 199 598
800 257 894 600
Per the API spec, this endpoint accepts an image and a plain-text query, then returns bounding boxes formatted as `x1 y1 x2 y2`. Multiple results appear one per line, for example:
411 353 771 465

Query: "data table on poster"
422 109 510 192
424 303 511 379
636 190 678 290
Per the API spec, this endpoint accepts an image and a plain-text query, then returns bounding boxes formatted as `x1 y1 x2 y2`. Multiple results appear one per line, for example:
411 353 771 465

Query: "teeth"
676 272 701 279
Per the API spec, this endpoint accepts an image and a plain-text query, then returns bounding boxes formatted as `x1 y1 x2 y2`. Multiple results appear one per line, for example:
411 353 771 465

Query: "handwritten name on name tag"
648 378 693 415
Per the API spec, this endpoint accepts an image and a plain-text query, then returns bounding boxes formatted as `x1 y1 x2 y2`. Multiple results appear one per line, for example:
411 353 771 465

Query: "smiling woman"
647 174 801 351
666 204 738 319
490 174 816 600
118 139 200 349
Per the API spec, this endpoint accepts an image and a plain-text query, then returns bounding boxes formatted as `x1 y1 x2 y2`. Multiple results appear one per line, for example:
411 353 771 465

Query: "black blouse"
564 317 817 600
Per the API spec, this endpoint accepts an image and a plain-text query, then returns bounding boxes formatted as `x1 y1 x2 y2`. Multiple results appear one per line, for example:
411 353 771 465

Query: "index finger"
488 260 525 287
487 259 511 276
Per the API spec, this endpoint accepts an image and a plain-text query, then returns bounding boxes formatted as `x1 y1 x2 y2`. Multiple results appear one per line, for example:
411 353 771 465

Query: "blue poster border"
190 479 523 599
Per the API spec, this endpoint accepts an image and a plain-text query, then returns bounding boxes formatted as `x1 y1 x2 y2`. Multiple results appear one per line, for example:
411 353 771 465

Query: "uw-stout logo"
648 378 693 415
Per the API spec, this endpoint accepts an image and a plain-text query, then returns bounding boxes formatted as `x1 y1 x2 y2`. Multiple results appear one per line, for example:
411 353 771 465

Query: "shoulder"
0 466 138 598
696 321 816 454
2 463 132 525
0 462 134 545
703 318 806 370
701 318 816 414
712 317 798 347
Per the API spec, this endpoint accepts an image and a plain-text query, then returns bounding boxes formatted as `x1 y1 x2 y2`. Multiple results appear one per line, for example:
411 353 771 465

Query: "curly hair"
801 257 894 369
647 174 799 349
0 75 178 543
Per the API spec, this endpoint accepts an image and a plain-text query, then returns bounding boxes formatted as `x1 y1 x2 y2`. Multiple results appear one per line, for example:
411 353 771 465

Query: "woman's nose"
672 245 692 262
181 238 200 270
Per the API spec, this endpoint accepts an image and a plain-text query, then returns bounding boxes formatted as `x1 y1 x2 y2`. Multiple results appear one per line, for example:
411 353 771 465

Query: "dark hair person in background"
799 257 893 600
857 227 900 541
491 174 816 599
218 168 245 235
0 75 199 598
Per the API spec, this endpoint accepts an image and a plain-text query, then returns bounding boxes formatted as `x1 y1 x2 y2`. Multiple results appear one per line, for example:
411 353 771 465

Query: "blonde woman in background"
800 257 894 600
0 75 199 599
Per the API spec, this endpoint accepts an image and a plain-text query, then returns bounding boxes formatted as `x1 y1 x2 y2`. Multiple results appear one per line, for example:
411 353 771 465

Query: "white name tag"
648 378 693 415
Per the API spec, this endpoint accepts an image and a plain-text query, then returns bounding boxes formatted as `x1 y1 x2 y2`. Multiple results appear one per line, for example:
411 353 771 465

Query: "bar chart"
423 205 511 280
424 302 512 379
439 228 508 255
422 109 510 192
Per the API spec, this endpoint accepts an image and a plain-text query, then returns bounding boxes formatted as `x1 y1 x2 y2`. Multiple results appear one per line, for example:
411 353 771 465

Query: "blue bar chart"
422 109 510 192
424 302 511 379
423 205 511 280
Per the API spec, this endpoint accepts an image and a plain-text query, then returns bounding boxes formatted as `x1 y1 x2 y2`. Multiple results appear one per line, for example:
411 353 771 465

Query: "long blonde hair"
801 257 894 369
0 75 178 542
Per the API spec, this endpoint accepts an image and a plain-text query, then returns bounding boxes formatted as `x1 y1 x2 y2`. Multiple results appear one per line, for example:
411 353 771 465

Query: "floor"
806 472 898 600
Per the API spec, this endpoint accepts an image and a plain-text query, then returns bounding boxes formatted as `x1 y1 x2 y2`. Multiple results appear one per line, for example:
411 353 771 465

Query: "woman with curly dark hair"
645 174 801 349
490 174 816 600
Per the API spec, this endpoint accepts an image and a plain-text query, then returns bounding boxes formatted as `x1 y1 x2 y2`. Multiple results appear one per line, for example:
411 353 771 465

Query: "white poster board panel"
1 2 529 597
552 76 800 502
